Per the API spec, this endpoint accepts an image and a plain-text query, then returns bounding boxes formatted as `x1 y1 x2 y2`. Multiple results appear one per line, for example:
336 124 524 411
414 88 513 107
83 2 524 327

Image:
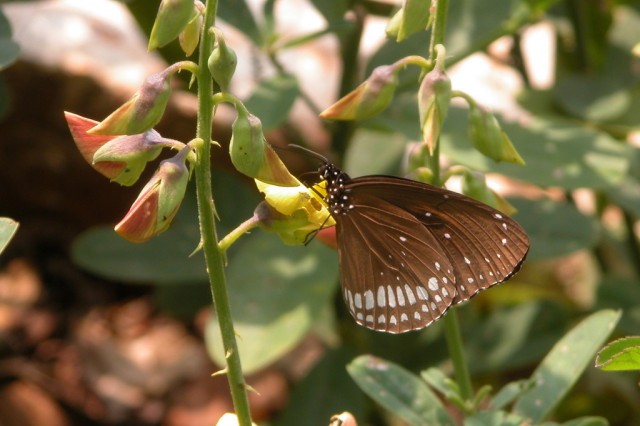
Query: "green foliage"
345 311 618 425
205 232 338 373
65 0 640 424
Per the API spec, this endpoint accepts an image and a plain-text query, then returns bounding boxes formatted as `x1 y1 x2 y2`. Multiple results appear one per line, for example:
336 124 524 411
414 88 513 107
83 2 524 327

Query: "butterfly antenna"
286 144 330 164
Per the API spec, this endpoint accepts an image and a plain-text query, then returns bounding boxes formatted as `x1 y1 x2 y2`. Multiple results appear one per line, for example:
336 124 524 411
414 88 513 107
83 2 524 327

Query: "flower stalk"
193 1 252 424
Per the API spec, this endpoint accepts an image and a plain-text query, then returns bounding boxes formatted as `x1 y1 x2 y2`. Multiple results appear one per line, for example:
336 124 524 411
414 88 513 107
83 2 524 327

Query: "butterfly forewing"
336 194 457 333
314 158 529 333
346 176 530 305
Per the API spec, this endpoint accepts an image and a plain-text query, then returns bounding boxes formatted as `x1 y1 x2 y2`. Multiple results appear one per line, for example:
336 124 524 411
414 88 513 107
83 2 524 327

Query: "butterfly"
303 149 529 333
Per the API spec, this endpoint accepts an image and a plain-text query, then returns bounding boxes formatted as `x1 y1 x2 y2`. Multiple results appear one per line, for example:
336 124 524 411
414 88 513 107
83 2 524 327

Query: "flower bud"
229 109 299 187
65 111 181 185
254 179 334 246
320 65 398 121
89 69 172 136
468 105 525 165
461 170 516 215
331 412 358 426
208 29 237 92
418 67 451 154
216 413 258 426
179 9 202 56
148 0 196 51
385 0 431 42
115 148 191 242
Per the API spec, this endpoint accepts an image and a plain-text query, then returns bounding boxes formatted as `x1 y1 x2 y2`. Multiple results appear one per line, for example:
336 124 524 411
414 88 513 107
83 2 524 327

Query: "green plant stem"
194 1 252 425
443 308 474 401
428 0 474 404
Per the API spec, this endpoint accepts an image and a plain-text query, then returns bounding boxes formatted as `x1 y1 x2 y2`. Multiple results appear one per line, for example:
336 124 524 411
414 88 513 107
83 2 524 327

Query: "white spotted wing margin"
336 193 458 333
347 176 530 306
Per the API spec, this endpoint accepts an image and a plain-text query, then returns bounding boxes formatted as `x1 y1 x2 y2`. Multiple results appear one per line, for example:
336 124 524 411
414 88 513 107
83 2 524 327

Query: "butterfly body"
318 162 529 334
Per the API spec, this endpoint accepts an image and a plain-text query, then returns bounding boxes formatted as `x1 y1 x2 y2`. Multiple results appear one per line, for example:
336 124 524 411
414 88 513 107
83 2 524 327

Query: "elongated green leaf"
464 410 528 426
347 355 454 426
596 336 640 371
0 217 18 255
540 416 609 426
206 232 338 373
276 350 365 426
509 198 600 261
244 74 299 130
489 379 533 410
513 310 621 423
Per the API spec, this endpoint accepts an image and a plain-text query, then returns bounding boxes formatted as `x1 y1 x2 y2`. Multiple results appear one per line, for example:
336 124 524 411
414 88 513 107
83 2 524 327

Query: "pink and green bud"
89 69 173 136
461 170 516 215
386 0 431 42
65 111 183 186
115 148 191 243
148 0 196 51
208 29 237 92
418 67 451 154
468 105 525 165
179 7 203 56
254 179 334 245
320 65 398 121
230 109 299 187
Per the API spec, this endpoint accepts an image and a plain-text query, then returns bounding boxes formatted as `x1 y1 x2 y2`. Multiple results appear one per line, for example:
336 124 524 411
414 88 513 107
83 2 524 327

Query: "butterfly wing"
348 176 529 305
335 193 458 333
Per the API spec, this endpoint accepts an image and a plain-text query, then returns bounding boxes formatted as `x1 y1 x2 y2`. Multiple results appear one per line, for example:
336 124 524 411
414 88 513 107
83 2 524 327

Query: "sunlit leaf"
206 232 338 373
596 336 640 371
347 355 454 426
513 310 621 423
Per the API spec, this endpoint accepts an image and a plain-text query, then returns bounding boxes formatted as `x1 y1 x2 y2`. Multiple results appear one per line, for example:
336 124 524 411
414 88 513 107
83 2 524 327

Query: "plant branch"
194 1 252 424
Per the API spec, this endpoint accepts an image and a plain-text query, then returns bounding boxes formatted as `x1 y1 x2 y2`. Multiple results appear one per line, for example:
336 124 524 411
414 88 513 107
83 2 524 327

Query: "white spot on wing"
396 287 406 306
364 290 374 310
400 313 408 322
354 293 362 309
416 286 428 300
378 314 386 324
428 277 439 291
387 285 396 308
414 312 421 320
399 236 407 242
404 285 416 305
377 286 386 307
390 315 397 325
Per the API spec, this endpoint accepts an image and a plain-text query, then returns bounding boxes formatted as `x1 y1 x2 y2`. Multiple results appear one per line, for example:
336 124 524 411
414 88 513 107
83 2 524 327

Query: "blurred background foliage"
1 0 639 425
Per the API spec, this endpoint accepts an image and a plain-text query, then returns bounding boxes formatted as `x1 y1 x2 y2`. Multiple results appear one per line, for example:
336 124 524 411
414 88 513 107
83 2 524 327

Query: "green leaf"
244 74 299 130
441 109 630 190
540 417 610 426
509 198 600 261
0 10 19 70
206 232 338 374
0 217 19 255
465 302 570 374
344 129 407 177
71 172 258 284
463 410 529 426
387 0 430 42
596 336 640 371
597 276 640 334
489 379 533 410
604 175 640 217
555 76 631 122
513 310 621 423
276 349 365 426
218 0 262 44
347 355 454 426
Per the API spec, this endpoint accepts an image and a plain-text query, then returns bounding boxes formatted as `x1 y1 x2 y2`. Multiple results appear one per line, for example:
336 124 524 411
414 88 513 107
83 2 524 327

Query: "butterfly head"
318 162 354 216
